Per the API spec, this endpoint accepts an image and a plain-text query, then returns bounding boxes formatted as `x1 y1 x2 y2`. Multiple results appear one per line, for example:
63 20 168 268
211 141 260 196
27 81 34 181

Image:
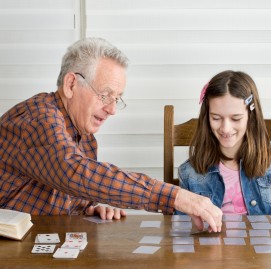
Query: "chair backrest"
163 105 271 185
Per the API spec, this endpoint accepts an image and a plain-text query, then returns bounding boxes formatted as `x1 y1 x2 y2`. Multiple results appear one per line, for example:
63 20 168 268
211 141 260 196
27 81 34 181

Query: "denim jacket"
176 160 271 215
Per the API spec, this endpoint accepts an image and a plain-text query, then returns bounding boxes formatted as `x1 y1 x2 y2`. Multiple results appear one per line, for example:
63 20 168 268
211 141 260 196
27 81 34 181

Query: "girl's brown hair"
189 70 270 178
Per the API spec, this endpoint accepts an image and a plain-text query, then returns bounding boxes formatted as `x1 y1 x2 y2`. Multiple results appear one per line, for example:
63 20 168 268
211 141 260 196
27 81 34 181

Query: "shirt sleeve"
12 108 179 214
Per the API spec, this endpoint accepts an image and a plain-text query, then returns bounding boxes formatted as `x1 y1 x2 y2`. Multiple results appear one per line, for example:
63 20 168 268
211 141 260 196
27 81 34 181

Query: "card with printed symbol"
53 248 80 259
31 244 56 254
36 233 60 244
61 241 88 250
65 232 87 242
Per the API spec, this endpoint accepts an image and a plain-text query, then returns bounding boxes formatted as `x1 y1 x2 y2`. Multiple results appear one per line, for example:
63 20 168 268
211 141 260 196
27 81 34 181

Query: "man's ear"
62 72 76 99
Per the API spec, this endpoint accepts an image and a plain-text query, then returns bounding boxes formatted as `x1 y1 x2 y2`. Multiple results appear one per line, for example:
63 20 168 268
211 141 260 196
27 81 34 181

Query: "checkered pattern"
0 92 178 215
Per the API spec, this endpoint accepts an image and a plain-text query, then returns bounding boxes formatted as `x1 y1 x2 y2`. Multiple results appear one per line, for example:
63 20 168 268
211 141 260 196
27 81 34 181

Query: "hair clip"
244 94 253 105
244 94 255 111
199 82 209 104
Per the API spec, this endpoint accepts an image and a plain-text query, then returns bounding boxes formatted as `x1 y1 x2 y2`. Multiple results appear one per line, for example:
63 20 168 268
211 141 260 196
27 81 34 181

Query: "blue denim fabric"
175 160 271 215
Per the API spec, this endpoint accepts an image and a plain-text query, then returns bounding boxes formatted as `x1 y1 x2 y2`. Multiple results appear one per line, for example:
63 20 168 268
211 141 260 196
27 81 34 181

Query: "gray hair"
56 37 129 87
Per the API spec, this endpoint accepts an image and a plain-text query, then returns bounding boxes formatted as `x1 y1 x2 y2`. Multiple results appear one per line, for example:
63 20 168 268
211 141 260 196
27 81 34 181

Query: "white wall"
86 0 271 181
1 0 271 197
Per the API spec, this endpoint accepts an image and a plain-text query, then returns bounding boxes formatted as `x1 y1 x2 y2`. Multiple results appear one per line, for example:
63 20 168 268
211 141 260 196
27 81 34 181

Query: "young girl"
176 70 271 215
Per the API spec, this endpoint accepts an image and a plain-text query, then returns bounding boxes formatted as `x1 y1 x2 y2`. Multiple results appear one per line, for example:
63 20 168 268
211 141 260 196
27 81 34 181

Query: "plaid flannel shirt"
0 92 178 215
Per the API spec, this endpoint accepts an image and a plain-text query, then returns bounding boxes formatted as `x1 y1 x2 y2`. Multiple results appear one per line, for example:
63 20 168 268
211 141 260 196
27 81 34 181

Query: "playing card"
31 244 56 254
247 215 269 222
173 236 194 245
36 233 60 244
173 245 195 253
249 229 270 237
199 237 221 245
225 221 246 229
226 230 247 237
172 221 192 229
223 214 243 222
132 246 161 254
169 229 191 237
65 232 87 242
83 216 113 224
250 237 271 245
171 215 191 222
140 221 161 228
61 241 88 250
53 248 80 259
139 236 163 245
223 238 246 245
251 222 271 229
254 245 271 254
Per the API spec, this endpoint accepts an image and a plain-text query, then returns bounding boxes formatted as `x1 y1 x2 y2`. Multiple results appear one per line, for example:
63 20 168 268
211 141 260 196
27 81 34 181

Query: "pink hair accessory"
199 82 209 104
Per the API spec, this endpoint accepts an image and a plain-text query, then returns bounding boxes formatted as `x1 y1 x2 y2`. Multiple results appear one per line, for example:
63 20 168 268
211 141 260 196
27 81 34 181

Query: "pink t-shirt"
219 162 247 215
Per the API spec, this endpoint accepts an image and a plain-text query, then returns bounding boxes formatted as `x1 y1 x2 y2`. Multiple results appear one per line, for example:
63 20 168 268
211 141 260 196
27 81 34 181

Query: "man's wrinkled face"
66 58 126 135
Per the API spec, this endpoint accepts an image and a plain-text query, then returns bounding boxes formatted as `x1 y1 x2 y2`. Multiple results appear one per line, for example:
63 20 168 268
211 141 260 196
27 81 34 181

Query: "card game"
32 232 88 258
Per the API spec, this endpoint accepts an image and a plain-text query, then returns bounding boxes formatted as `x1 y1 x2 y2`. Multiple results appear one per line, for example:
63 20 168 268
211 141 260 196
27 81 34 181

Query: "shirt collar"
54 91 80 143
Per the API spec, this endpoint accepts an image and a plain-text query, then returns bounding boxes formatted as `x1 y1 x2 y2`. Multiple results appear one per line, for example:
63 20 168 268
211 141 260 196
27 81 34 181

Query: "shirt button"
250 200 257 206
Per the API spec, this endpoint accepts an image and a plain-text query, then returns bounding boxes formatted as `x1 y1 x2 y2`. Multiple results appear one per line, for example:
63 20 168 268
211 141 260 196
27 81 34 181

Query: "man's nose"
104 101 117 115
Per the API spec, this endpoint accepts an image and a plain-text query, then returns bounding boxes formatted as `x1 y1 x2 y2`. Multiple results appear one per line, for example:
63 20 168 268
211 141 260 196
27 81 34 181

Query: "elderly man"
0 37 222 232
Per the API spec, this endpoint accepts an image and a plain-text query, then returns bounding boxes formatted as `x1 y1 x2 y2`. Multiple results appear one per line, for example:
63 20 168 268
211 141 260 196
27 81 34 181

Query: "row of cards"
133 217 271 255
31 232 88 259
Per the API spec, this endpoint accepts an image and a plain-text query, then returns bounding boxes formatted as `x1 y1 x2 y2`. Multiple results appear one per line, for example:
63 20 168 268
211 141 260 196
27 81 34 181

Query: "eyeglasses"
74 72 126 110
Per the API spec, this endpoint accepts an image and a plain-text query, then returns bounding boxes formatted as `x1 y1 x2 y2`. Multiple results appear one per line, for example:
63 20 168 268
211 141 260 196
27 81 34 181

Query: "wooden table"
0 214 271 269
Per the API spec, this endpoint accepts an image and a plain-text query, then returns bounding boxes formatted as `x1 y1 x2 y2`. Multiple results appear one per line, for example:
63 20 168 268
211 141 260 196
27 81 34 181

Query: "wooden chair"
163 105 271 185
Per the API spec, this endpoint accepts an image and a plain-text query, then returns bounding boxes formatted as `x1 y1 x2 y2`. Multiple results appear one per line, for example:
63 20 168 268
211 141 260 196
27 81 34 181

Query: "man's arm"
173 188 222 232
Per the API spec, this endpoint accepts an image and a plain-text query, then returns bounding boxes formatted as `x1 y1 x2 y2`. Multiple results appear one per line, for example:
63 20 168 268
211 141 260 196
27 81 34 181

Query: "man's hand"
85 205 126 220
174 188 222 232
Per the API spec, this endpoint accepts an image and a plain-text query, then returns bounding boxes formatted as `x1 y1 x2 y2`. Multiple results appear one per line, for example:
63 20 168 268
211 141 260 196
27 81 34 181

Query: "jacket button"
250 200 257 206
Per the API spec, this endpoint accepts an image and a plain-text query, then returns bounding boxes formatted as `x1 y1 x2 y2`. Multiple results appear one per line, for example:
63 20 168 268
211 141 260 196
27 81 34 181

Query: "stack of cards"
53 232 88 259
31 232 88 259
61 232 88 251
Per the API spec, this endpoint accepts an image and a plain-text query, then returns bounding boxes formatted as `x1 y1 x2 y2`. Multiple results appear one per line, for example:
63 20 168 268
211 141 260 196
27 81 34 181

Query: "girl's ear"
62 72 76 99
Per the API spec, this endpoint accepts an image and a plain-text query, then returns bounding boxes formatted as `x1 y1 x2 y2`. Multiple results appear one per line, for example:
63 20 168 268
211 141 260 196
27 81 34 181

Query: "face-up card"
36 233 60 244
53 248 80 259
61 241 88 250
65 232 87 242
31 244 56 254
